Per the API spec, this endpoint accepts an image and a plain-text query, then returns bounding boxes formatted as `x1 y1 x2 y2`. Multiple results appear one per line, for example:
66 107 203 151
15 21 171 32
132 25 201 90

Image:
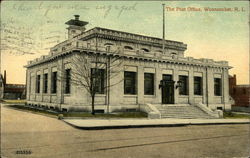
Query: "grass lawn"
223 111 250 119
2 100 26 104
6 104 148 118
62 112 147 118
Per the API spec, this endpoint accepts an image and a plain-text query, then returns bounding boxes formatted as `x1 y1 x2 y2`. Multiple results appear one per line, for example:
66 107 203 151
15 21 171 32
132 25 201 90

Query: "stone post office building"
25 15 231 118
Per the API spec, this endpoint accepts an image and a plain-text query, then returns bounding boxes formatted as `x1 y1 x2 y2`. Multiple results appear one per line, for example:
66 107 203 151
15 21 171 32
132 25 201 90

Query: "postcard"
1 1 249 158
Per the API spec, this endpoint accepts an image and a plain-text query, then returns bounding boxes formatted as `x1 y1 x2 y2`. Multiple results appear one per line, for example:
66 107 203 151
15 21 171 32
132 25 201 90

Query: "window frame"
51 71 57 94
36 75 41 93
124 46 133 50
144 73 154 95
124 71 137 95
43 73 48 93
214 78 222 96
179 75 188 95
91 68 105 94
65 69 71 94
194 76 202 95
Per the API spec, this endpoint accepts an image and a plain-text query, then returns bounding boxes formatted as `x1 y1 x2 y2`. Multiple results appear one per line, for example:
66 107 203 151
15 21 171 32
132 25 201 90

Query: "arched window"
141 48 150 52
104 43 113 52
124 46 133 50
104 43 114 46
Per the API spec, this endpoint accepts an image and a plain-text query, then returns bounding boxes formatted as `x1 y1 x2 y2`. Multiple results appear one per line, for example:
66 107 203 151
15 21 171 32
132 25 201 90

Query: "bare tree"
65 51 123 115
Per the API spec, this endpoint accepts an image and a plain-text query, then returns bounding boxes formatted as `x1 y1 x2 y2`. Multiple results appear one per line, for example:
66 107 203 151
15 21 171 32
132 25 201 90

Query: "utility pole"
162 3 165 54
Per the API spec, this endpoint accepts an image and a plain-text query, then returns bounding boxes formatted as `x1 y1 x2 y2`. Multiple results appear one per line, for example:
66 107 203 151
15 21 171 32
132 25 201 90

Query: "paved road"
1 105 250 158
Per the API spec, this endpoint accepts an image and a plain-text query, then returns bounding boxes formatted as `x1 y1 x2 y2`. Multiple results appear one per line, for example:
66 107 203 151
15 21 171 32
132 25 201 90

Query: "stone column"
188 68 194 104
48 66 52 103
155 64 162 104
26 69 30 101
202 70 207 104
173 66 179 104
41 69 44 102
137 65 144 104
223 68 230 109
57 58 64 106
34 70 38 102
109 59 124 110
206 67 214 105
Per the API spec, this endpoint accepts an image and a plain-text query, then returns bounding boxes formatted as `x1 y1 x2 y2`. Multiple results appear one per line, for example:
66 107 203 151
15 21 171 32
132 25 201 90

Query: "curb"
62 120 188 130
62 119 250 130
4 105 58 119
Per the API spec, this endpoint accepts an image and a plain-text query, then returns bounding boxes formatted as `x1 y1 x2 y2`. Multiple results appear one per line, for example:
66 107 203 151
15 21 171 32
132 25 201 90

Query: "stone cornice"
24 48 232 70
77 27 187 51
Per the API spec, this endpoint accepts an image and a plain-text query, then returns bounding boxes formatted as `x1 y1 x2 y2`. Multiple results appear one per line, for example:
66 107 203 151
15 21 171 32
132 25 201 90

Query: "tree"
66 51 123 115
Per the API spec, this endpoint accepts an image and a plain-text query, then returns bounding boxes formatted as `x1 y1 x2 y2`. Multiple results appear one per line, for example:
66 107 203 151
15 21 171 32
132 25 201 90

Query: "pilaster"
57 58 64 105
223 68 229 104
48 66 52 103
206 67 214 105
109 59 124 108
188 68 194 104
156 64 162 104
173 66 179 104
137 65 144 104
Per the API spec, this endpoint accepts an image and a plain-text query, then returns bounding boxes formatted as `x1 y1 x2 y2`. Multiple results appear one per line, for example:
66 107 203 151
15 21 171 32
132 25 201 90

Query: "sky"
1 1 249 84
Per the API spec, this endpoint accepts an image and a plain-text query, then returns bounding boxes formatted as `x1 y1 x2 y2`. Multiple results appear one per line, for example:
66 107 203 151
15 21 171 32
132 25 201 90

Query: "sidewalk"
63 118 250 130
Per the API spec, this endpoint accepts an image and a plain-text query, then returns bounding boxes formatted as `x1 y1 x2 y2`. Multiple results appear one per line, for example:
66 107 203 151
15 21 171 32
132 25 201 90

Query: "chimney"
65 15 89 39
74 15 80 20
233 74 237 86
3 70 6 85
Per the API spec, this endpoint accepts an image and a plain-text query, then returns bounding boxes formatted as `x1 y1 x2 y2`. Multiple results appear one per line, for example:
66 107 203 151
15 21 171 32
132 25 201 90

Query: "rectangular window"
194 76 202 95
65 69 71 94
91 68 105 94
43 73 48 93
162 74 172 81
51 71 57 94
179 75 188 95
144 73 154 95
36 75 40 93
214 78 221 96
124 71 136 94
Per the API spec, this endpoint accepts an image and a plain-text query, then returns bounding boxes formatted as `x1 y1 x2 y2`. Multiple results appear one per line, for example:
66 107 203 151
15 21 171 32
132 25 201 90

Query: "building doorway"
161 74 174 104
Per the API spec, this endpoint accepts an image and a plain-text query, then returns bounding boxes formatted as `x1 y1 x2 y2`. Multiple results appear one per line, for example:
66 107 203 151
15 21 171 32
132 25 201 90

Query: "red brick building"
229 75 250 112
1 71 26 100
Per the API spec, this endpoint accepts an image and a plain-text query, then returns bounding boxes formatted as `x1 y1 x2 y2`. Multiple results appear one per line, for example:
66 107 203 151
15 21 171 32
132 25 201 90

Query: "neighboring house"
25 15 232 114
229 74 250 112
4 84 26 100
1 70 26 100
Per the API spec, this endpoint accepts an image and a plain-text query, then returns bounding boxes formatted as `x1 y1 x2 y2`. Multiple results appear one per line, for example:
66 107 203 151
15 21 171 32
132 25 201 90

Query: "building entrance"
160 74 175 104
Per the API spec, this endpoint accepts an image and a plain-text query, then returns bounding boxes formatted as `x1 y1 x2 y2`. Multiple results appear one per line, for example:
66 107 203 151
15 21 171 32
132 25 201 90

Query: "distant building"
229 74 250 112
4 84 26 99
0 73 5 99
25 15 232 116
1 70 26 100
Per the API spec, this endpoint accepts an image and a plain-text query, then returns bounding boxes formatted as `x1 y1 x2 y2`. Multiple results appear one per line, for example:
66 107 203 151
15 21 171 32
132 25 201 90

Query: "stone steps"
156 105 215 119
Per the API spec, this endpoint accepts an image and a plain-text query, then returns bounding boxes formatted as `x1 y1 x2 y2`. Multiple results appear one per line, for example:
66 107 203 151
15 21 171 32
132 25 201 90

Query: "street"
1 105 250 158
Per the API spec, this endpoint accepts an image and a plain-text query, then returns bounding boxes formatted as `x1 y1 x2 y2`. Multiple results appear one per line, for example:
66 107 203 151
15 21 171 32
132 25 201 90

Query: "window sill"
124 95 137 97
64 94 71 96
95 94 106 97
214 96 222 97
194 95 203 97
51 94 57 96
179 95 189 97
144 95 155 98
